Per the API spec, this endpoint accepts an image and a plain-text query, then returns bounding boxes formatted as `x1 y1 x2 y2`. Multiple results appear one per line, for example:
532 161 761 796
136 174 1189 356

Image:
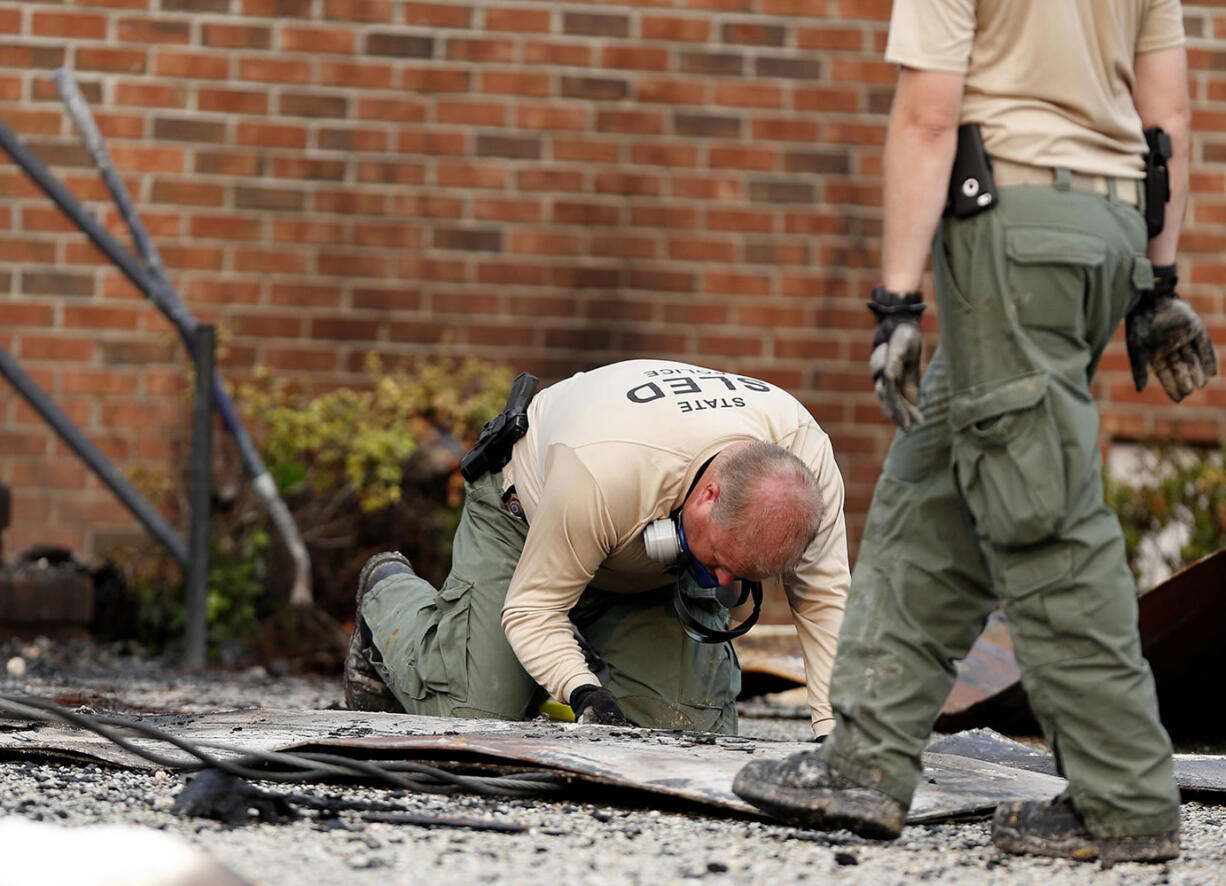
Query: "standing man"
734 0 1216 868
345 359 849 738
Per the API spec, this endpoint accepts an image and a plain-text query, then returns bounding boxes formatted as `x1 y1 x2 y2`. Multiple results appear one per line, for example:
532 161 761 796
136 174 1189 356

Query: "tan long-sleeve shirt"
500 360 850 734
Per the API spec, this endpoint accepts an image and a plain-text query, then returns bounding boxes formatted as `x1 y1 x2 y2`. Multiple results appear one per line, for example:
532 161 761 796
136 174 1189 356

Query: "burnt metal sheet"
928 728 1226 799
0 708 1068 823
738 550 1226 738
935 547 1226 738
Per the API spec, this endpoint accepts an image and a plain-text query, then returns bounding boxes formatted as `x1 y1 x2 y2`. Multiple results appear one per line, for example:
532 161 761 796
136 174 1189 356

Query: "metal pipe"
0 347 188 567
184 324 215 670
1 98 313 605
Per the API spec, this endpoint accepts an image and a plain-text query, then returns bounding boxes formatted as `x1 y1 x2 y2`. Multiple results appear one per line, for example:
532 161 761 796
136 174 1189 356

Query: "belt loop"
1053 167 1072 191
1106 177 1119 203
1136 176 1146 216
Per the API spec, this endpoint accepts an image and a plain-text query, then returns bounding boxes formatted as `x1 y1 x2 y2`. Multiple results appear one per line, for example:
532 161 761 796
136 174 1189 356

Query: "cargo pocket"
951 371 1066 548
1005 226 1105 339
409 578 473 703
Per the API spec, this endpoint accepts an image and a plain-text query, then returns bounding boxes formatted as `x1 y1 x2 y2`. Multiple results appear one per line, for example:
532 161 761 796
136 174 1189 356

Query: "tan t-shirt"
885 0 1185 177
501 360 850 734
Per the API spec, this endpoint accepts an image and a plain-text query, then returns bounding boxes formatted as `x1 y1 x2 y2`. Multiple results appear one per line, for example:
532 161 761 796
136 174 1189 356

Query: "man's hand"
868 285 926 431
1126 266 1217 402
568 684 629 726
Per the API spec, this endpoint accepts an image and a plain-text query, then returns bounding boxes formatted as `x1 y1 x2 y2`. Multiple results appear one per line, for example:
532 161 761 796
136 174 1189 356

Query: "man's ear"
696 477 720 507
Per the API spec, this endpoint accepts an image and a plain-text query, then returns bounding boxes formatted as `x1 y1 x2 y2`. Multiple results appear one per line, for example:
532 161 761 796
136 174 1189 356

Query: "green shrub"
1105 442 1226 589
103 353 515 667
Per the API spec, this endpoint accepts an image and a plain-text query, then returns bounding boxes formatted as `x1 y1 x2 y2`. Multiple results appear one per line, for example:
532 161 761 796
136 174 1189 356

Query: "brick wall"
1 1 1224 575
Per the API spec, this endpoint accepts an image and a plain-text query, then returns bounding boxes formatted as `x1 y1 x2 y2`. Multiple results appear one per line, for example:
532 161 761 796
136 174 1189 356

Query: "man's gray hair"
710 441 823 577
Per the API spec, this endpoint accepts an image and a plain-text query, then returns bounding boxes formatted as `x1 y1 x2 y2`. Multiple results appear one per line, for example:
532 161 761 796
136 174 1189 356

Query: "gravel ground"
0 638 1222 886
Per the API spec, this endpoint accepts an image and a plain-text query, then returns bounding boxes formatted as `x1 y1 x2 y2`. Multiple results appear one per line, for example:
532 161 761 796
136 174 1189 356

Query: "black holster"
459 372 539 482
1143 126 1172 239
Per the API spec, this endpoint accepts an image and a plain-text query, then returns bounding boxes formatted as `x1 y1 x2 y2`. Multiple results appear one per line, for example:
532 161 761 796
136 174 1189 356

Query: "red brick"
552 136 620 164
591 235 658 260
438 161 508 189
152 50 228 79
320 126 389 153
637 78 708 105
707 208 774 233
714 82 784 108
194 149 261 177
261 346 338 371
643 15 710 42
403 3 472 28
473 198 543 223
237 56 312 84
593 171 661 196
113 81 188 108
200 23 271 49
673 174 740 200
516 103 588 131
32 10 107 39
232 248 309 274
281 25 357 53
313 189 387 215
17 334 96 362
355 161 425 185
796 25 867 51
324 0 396 22
118 17 193 44
236 121 308 149
485 7 551 32
602 47 670 71
356 96 426 122
0 43 64 70
552 200 621 226
268 282 343 308
402 66 471 92
0 301 54 325
480 71 551 97
190 214 263 241
62 304 144 331
669 237 737 262
508 230 583 256
751 117 820 142
631 205 699 230
198 87 269 114
150 179 225 206
0 109 61 136
446 39 515 63
596 109 666 135
629 142 700 167
161 245 225 271
320 60 396 89
436 100 506 126
523 41 591 67
317 251 390 277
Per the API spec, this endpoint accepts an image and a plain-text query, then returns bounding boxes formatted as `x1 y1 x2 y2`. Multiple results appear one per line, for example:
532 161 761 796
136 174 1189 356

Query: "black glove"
568 684 629 726
1126 265 1218 402
868 285 926 431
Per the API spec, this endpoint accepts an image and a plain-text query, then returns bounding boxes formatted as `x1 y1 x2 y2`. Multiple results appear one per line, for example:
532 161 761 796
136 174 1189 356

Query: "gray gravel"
1 638 1223 886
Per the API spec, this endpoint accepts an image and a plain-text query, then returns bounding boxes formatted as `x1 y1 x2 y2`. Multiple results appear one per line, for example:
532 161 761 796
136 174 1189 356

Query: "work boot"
992 795 1179 868
343 551 414 713
732 750 907 839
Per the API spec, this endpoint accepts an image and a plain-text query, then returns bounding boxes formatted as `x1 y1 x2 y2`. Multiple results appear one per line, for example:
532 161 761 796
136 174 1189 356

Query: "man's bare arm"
881 67 965 293
1134 45 1190 266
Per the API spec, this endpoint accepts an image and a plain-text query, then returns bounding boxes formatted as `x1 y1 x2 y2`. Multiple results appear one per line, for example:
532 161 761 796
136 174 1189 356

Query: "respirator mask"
643 515 762 644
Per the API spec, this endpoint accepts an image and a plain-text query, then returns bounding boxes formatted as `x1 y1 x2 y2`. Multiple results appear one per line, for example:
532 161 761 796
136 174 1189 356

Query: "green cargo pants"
358 470 741 733
822 177 1180 839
